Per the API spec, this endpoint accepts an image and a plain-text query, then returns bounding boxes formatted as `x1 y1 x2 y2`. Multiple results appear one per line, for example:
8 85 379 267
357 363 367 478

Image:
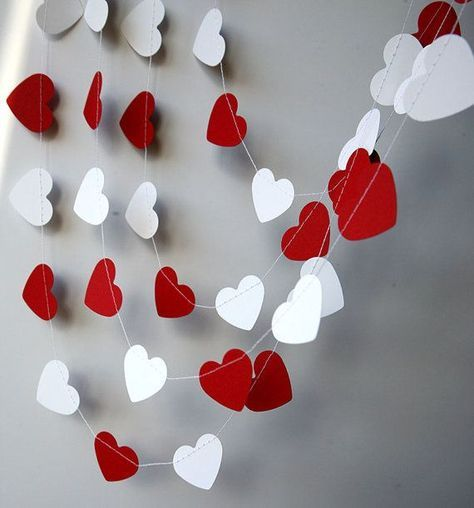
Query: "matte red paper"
22 264 57 321
155 266 195 318
119 91 155 149
207 93 247 147
412 2 461 47
94 431 139 482
246 351 292 412
85 258 123 317
328 149 397 241
200 349 252 411
281 201 330 261
83 71 103 130
7 74 55 132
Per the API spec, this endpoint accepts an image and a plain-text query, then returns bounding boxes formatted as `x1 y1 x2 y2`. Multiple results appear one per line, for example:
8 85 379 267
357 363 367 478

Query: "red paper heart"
94 431 139 482
328 149 397 241
412 2 461 47
22 264 57 320
155 266 195 318
7 74 55 132
207 93 247 147
281 201 330 261
200 349 253 411
119 91 155 149
246 351 292 412
84 71 102 130
85 258 123 317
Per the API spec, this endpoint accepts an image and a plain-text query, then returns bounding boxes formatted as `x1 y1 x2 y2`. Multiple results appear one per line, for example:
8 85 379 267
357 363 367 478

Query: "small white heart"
125 182 159 239
73 167 109 225
36 0 84 35
84 0 108 32
252 168 294 223
193 8 226 67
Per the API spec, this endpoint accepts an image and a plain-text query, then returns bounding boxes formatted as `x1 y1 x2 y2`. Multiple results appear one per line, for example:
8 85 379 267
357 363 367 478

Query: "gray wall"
1 1 473 506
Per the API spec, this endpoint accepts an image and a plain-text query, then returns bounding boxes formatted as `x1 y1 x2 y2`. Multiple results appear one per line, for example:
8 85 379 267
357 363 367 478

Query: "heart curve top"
23 264 58 321
84 72 103 130
7 74 55 132
121 0 165 57
94 431 139 482
193 8 226 67
207 93 247 147
36 360 80 415
84 0 109 32
252 168 295 223
412 1 461 47
36 0 84 35
120 92 156 149
125 182 159 239
74 167 109 225
155 267 195 318
85 258 123 317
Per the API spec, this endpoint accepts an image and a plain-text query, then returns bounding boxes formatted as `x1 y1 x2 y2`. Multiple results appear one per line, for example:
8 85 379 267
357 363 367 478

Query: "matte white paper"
125 182 159 239
73 167 109 225
252 168 294 223
193 8 226 67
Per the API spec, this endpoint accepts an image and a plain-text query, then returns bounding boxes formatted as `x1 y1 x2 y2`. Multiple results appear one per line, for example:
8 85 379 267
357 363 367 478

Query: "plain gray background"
1 0 473 506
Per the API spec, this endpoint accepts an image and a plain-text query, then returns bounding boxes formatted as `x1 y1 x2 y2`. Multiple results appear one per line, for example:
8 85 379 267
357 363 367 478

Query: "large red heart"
200 349 253 411
328 149 397 241
83 71 102 130
7 74 55 132
155 266 195 318
412 2 461 47
120 91 155 149
281 201 330 261
94 431 139 482
22 264 57 321
246 351 292 412
207 93 247 147
85 258 123 317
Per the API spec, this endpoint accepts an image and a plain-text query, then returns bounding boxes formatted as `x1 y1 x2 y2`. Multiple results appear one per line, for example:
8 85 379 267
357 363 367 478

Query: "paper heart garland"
73 168 109 225
36 360 80 415
125 182 159 239
412 1 461 48
36 0 84 35
94 431 139 482
23 264 58 321
120 92 155 149
193 8 226 67
83 72 103 130
215 275 264 331
173 434 223 490
155 267 195 318
281 201 330 261
7 74 55 132
328 149 397 240
85 258 123 317
84 0 108 32
207 93 247 147
252 168 295 223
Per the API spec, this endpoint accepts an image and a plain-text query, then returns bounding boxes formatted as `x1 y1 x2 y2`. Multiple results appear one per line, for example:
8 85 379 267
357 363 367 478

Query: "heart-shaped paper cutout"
73 167 109 225
84 0 108 32
252 168 294 223
94 431 139 482
120 92 155 149
207 93 247 147
85 258 122 317
155 267 195 318
36 0 84 35
193 8 226 67
200 349 252 411
84 72 103 130
412 1 461 48
23 264 58 321
125 182 159 239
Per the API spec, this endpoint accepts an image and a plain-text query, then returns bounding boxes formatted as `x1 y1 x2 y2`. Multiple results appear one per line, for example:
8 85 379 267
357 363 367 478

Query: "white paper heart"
193 8 226 67
36 360 80 415
252 168 294 223
215 275 264 330
36 0 84 35
73 167 109 225
121 0 165 57
125 182 159 239
84 0 108 32
9 168 53 226
272 274 322 344
173 434 223 490
124 344 167 403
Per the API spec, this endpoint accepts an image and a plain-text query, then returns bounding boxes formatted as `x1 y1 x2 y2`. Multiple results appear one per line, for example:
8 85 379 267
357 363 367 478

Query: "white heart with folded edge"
272 274 322 344
252 168 294 223
36 360 80 415
173 434 223 490
36 0 84 35
193 8 226 67
125 182 159 239
121 0 165 57
338 109 380 170
215 275 264 330
9 168 53 226
84 0 108 32
73 167 109 225
124 345 167 403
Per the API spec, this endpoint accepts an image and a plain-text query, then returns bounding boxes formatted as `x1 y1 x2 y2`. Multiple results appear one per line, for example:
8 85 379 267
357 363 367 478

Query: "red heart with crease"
200 349 253 411
7 74 55 132
85 258 122 317
328 149 397 241
412 2 461 47
84 71 103 130
120 91 155 148
155 267 195 318
22 264 57 320
281 201 330 261
246 351 292 412
94 431 139 482
207 93 247 147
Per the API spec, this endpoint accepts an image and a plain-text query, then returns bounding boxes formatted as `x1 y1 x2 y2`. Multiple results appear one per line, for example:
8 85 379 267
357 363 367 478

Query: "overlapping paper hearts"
36 360 79 415
155 267 195 318
94 431 139 482
85 258 122 317
412 1 461 47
